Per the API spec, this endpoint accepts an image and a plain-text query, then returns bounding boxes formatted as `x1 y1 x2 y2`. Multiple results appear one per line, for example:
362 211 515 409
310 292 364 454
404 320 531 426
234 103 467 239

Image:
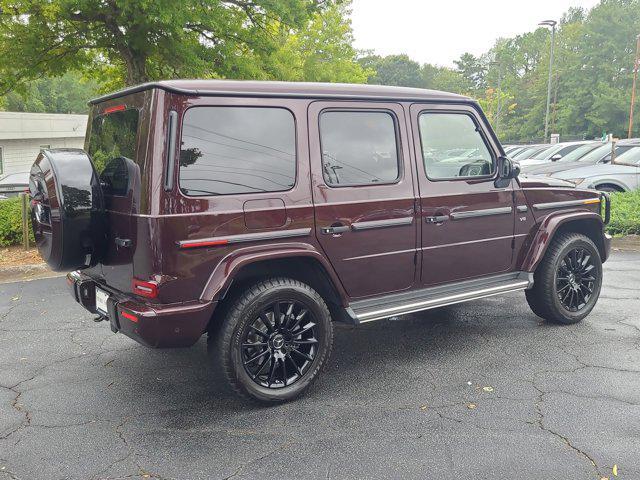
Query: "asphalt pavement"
1 251 639 480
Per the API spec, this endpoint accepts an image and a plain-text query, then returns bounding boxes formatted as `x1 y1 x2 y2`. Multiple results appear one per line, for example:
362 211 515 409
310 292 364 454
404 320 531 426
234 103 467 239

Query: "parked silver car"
521 141 635 176
551 143 640 192
0 171 29 198
518 141 595 167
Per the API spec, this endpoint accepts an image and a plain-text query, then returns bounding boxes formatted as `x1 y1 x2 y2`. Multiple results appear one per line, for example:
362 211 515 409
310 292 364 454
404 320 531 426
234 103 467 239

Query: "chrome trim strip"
343 248 416 262
450 206 512 220
516 205 528 213
177 228 311 248
351 216 414 231
533 198 600 210
356 279 531 323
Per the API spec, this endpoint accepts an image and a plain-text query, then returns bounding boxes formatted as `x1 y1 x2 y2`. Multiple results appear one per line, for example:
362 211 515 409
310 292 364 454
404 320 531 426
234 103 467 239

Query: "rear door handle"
321 225 350 235
115 237 132 248
425 215 449 224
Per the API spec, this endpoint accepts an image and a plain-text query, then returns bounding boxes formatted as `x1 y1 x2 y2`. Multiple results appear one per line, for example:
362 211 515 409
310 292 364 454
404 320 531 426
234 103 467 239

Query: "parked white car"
551 146 640 192
518 141 595 167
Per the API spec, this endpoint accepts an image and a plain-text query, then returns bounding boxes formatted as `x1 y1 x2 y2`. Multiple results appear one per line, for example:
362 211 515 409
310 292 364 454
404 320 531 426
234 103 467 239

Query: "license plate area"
95 288 109 315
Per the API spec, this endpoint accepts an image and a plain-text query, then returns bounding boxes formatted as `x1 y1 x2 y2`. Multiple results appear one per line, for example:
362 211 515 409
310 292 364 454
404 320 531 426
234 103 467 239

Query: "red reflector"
180 239 229 249
120 311 138 323
132 278 159 298
104 104 126 114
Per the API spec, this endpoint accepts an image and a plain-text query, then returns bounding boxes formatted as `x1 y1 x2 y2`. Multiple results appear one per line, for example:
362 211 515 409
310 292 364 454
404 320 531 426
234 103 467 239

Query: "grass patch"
607 190 640 236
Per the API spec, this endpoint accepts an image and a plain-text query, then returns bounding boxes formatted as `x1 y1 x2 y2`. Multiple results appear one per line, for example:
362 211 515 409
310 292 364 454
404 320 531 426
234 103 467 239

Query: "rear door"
308 101 418 299
410 103 514 287
85 101 146 293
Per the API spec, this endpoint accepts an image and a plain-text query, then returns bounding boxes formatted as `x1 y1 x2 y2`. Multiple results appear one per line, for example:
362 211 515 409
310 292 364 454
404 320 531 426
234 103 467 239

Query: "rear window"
88 108 140 196
179 107 296 196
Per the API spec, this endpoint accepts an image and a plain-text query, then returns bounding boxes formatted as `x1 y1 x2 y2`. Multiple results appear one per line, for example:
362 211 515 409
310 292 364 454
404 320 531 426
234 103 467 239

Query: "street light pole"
540 20 557 143
628 34 640 139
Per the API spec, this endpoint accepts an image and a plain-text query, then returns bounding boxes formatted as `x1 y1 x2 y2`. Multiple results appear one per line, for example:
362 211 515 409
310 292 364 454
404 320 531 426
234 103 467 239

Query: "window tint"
615 146 640 164
88 109 140 197
419 113 494 179
179 107 296 196
320 111 399 186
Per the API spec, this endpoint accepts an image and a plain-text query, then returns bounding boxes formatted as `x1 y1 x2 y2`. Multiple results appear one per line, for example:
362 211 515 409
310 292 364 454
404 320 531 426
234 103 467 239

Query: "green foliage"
0 0 364 92
0 197 34 247
268 3 369 83
359 54 423 88
607 190 640 236
1 72 99 114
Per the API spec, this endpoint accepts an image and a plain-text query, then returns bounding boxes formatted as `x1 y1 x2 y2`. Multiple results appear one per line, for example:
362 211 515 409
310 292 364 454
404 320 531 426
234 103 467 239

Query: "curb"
0 263 64 284
611 235 640 252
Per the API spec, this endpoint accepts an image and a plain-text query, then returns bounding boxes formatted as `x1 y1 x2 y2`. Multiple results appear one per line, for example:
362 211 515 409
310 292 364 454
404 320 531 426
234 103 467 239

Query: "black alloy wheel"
525 232 603 324
214 277 333 403
242 300 318 389
556 247 597 312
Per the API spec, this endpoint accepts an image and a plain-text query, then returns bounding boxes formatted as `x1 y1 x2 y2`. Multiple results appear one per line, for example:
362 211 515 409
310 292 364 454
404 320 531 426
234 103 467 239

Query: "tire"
214 277 334 403
29 149 106 271
595 184 623 193
526 233 602 324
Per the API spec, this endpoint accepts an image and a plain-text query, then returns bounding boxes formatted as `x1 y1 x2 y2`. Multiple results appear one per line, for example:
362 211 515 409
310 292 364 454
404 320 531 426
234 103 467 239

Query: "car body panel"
52 80 610 348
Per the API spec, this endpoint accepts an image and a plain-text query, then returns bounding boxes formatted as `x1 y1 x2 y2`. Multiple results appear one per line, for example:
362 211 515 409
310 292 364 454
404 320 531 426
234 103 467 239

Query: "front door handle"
425 215 449 224
321 225 350 235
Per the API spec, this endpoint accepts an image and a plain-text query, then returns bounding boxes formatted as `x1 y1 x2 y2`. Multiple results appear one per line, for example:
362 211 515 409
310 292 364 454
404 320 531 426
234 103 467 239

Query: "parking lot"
0 250 638 480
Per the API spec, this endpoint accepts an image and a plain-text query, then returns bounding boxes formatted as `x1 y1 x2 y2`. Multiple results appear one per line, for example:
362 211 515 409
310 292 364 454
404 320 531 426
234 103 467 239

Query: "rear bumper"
67 271 216 348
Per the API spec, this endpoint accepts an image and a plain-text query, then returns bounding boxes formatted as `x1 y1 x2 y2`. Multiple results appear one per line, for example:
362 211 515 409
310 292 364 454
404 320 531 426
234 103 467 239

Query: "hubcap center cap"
272 334 285 350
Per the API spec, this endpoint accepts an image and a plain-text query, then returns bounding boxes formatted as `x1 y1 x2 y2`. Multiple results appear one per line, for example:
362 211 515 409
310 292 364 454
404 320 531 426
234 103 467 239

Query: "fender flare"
519 210 606 272
588 178 628 192
199 241 349 306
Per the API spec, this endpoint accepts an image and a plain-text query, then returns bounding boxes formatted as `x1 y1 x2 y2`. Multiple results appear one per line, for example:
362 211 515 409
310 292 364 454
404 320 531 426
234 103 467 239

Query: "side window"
179 107 296 196
319 110 400 186
419 112 495 180
0 146 3 174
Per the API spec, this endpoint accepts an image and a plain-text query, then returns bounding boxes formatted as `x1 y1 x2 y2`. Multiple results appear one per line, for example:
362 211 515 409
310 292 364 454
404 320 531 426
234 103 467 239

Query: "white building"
0 112 88 176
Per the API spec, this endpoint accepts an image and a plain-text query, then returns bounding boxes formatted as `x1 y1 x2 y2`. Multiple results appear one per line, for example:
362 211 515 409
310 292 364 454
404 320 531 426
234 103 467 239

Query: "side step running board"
346 272 533 324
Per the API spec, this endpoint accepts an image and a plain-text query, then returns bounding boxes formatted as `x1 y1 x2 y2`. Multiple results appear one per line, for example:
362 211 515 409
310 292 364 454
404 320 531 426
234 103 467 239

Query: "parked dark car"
29 80 611 402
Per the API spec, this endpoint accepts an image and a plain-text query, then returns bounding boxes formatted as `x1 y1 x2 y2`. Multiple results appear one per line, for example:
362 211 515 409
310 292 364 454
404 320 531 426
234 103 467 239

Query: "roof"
0 112 87 140
90 79 472 104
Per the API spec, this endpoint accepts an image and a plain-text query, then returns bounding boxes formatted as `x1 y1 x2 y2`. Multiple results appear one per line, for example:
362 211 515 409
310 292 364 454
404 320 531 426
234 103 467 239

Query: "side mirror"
495 156 520 187
551 153 562 162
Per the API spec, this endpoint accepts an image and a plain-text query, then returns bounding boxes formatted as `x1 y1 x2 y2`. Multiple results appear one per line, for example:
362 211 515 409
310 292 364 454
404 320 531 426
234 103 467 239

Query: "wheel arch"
200 243 349 308
520 211 608 272
592 181 626 192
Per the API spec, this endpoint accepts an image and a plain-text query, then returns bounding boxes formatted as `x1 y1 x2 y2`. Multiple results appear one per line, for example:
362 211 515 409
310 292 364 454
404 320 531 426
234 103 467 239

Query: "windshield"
531 145 560 160
513 146 541 159
614 146 640 165
87 108 140 197
559 143 599 162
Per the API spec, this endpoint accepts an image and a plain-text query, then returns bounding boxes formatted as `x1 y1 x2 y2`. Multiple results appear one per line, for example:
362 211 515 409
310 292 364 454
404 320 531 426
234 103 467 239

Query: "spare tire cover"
29 149 106 271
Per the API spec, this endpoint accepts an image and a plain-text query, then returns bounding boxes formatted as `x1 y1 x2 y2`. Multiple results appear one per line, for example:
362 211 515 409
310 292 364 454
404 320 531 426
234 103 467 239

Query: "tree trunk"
122 49 149 86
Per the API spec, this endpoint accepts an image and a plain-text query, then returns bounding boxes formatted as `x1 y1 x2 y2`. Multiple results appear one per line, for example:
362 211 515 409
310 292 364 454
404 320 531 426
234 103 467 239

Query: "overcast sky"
350 0 600 67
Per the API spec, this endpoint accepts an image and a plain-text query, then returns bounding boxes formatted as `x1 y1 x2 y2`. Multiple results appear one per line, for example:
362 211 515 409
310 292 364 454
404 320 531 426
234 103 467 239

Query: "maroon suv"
29 80 611 402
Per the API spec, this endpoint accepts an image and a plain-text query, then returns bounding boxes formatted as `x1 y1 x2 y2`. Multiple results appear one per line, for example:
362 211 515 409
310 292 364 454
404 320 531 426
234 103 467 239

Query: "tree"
268 3 370 83
1 72 99 113
0 0 333 93
360 54 423 87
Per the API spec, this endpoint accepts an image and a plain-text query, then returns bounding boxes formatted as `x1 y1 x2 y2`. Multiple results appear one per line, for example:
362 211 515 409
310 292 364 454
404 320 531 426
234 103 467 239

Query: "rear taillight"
104 104 126 114
120 310 138 323
132 278 158 298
